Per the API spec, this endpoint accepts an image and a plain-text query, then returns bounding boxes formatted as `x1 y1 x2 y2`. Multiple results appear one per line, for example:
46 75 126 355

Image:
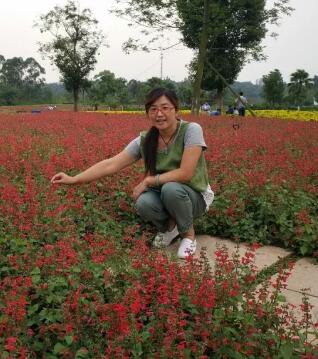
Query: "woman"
51 88 214 258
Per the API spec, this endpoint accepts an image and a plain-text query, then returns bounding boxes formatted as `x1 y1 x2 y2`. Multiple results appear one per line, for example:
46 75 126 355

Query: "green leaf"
277 294 286 302
53 343 67 354
300 244 309 256
28 304 39 315
31 267 41 284
71 266 81 273
65 335 73 345
279 343 293 358
141 330 151 341
304 224 313 234
75 349 89 358
132 342 143 356
33 340 44 351
31 267 41 275
224 327 239 338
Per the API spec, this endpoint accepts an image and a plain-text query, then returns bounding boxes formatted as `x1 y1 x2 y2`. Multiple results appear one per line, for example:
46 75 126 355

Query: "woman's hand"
132 179 149 200
51 172 76 185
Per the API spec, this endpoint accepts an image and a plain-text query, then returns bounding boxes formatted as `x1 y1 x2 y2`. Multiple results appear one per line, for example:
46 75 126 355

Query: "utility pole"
146 42 181 80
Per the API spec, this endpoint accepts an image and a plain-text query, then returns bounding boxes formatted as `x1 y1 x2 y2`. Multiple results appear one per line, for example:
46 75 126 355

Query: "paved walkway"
166 235 318 325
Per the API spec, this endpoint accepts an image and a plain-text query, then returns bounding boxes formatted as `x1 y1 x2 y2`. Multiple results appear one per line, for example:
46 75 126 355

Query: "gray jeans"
135 182 206 234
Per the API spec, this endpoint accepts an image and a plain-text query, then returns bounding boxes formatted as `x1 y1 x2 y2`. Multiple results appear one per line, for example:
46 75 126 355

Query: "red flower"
5 337 17 352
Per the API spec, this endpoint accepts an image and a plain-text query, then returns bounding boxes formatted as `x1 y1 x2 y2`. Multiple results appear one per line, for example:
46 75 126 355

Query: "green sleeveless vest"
140 120 209 193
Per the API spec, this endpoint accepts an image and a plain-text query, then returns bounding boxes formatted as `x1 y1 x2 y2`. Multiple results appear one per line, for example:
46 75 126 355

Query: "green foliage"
262 69 285 107
112 0 293 112
0 55 46 105
35 0 104 111
88 70 128 106
288 69 314 106
196 184 318 258
86 75 192 108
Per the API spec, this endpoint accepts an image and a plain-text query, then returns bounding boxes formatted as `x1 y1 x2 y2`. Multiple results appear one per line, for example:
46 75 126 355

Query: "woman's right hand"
50 172 76 185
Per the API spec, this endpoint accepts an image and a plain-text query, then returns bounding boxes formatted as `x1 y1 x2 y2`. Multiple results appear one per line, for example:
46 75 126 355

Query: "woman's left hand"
132 179 148 200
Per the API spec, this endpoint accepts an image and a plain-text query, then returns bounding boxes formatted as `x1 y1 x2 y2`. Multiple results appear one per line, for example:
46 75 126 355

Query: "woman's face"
147 95 178 131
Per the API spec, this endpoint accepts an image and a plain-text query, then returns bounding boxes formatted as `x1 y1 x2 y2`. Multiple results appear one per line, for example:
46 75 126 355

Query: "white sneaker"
177 238 197 259
153 225 179 248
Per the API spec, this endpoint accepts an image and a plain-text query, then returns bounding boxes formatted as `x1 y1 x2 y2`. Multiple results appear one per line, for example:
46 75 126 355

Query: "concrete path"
165 235 318 326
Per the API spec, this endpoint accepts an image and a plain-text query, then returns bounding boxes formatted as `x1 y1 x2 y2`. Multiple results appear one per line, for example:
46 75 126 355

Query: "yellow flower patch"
249 110 318 121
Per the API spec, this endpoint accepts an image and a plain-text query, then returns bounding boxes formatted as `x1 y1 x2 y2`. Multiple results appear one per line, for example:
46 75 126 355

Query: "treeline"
0 55 48 105
1 55 318 109
48 74 264 109
261 69 318 108
0 56 263 109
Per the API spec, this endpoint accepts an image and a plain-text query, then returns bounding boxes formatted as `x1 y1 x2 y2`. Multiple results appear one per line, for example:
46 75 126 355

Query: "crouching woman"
51 88 214 258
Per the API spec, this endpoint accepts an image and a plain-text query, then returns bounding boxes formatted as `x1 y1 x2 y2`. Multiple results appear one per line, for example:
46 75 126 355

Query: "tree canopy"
262 69 285 107
288 69 313 106
0 55 46 105
35 0 104 111
88 70 128 106
112 0 293 113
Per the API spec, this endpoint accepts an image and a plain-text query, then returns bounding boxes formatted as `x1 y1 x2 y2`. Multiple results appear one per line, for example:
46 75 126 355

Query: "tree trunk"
191 0 209 115
73 88 79 112
216 88 224 110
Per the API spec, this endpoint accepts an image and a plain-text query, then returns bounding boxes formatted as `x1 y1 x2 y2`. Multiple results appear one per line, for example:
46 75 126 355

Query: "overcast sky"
0 0 317 84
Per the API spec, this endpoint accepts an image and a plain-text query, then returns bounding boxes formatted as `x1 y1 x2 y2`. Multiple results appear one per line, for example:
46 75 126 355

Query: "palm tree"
288 69 313 106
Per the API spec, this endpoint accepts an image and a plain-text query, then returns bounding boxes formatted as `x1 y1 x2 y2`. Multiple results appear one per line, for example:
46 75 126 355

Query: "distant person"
226 105 234 115
210 108 221 116
236 92 247 116
201 102 211 112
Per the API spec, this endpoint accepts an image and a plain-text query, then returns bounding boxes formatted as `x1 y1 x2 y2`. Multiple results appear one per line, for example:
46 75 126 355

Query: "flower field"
251 110 318 122
0 112 317 357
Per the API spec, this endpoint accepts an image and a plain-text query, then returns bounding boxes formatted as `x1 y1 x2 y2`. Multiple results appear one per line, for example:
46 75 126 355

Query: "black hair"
143 88 179 175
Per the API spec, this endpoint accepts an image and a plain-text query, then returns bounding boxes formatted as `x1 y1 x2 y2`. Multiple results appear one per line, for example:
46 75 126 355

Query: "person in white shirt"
201 102 211 112
236 92 247 117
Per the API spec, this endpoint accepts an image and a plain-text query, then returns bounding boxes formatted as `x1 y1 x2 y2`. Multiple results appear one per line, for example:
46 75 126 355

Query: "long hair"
144 88 179 175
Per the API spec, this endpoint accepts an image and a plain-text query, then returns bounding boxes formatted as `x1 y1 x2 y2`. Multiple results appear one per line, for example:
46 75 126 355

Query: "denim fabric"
135 182 206 234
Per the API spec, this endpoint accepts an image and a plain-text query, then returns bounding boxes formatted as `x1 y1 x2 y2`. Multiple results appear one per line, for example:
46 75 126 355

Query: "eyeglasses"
148 105 175 115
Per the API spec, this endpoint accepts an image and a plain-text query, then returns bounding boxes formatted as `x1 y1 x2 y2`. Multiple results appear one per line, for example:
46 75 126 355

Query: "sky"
0 0 317 84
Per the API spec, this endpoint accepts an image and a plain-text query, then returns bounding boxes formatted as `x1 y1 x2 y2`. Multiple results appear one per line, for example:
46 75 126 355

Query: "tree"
0 57 25 87
176 79 192 107
262 69 285 107
0 55 46 104
112 0 293 114
88 70 128 106
288 69 313 106
21 58 46 101
23 58 46 87
35 0 104 111
127 79 149 105
0 86 20 105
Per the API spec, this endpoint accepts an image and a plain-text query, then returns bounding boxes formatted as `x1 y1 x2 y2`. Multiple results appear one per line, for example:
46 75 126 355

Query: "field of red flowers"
0 112 317 357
